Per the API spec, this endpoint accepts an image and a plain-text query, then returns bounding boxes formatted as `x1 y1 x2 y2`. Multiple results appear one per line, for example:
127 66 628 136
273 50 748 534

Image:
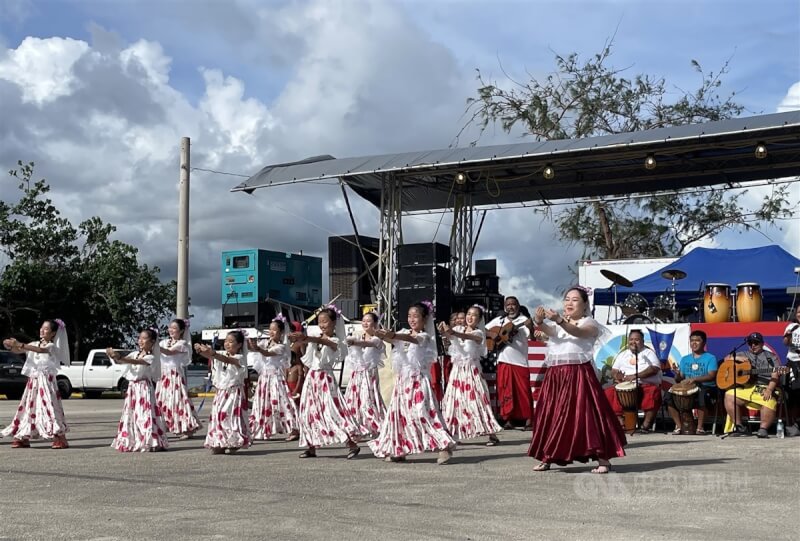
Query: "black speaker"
452 293 505 317
398 265 451 290
463 274 499 294
475 259 497 275
397 243 450 266
397 287 452 324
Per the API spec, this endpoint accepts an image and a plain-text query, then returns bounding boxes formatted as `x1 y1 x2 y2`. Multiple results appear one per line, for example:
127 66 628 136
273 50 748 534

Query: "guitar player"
486 296 535 429
723 332 782 438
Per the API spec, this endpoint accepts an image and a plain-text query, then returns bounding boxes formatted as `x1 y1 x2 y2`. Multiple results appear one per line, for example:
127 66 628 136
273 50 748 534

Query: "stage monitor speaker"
398 265 451 290
463 274 499 294
397 287 452 323
397 242 450 267
474 259 497 276
452 293 505 319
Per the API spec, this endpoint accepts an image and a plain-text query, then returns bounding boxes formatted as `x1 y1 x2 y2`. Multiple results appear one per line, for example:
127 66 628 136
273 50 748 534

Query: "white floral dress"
441 328 502 441
368 331 456 458
1 342 68 441
298 336 360 448
344 336 387 438
248 340 298 439
156 338 202 436
111 351 170 452
204 353 251 450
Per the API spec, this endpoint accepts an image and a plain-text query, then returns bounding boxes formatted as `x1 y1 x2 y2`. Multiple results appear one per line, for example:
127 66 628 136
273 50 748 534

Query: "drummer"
604 329 663 433
665 330 718 435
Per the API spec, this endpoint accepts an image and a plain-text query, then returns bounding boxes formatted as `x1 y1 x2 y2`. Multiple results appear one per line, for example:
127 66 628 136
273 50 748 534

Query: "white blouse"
21 341 59 377
158 338 191 370
252 340 290 375
122 351 154 381
211 353 247 390
542 317 602 365
346 336 385 371
302 336 342 371
391 331 434 376
450 327 485 367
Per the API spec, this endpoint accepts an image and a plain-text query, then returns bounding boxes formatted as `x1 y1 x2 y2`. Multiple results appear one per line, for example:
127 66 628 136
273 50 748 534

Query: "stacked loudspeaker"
397 243 452 323
453 259 504 320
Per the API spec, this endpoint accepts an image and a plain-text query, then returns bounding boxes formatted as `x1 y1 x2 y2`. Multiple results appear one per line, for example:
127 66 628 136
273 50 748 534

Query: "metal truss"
376 173 403 329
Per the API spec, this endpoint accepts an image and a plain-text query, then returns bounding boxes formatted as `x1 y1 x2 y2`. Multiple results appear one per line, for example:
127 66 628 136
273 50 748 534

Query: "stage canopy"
592 245 800 317
234 111 800 213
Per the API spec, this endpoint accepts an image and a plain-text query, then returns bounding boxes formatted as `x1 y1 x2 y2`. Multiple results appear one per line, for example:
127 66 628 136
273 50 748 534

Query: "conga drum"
735 283 762 323
615 381 640 434
704 283 732 323
669 380 699 434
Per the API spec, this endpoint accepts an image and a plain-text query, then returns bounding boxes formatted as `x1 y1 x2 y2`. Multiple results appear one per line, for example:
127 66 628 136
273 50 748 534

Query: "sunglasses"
747 341 763 345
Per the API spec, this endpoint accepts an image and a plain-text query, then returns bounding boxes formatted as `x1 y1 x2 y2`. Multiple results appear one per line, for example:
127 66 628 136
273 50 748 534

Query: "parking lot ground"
0 399 797 541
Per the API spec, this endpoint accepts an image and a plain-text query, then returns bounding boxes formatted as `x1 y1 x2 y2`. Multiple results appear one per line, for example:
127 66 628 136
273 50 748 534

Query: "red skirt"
497 362 532 422
604 383 662 415
528 363 626 465
430 356 453 402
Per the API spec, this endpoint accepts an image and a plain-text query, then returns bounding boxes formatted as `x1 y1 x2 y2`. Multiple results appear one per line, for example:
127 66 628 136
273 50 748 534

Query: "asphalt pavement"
0 398 797 541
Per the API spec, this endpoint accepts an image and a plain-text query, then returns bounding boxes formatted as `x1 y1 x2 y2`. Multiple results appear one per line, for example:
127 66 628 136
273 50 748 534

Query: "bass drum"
622 314 653 324
622 293 648 316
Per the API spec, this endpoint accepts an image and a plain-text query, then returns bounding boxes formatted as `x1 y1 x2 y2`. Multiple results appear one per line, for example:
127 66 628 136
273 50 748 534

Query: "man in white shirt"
486 296 535 429
603 329 663 433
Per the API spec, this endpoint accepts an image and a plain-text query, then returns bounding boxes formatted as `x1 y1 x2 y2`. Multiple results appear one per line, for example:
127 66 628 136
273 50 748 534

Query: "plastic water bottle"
777 419 785 439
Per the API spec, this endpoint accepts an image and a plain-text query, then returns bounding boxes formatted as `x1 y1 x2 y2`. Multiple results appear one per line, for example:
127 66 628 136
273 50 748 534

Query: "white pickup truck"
56 349 133 399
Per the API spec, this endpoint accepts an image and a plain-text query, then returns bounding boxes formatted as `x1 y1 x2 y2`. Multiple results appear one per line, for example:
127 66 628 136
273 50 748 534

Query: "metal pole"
177 137 190 319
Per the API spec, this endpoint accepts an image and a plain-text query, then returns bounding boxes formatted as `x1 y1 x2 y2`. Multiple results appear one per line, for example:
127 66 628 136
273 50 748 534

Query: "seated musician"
603 329 662 433
723 332 781 438
783 306 800 437
665 330 717 435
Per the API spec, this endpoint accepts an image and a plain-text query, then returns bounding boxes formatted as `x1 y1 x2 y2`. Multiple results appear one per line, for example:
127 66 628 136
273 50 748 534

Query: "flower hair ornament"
54 318 65 329
420 299 434 315
272 313 287 323
574 285 593 296
149 326 160 335
471 304 487 315
325 303 342 317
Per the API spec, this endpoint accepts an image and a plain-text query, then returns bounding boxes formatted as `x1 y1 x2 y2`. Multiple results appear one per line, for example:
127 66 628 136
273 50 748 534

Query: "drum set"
602 268 764 324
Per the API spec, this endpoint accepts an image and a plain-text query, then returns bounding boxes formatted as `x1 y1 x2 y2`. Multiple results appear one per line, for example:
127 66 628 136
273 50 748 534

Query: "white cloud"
0 36 88 104
778 81 800 112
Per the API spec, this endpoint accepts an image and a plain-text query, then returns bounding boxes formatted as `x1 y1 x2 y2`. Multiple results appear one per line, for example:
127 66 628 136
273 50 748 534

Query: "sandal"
591 465 611 474
385 455 406 463
533 462 551 472
11 438 30 448
437 449 453 465
285 432 299 442
486 435 500 447
671 428 682 435
299 449 317 459
346 446 361 460
695 428 707 435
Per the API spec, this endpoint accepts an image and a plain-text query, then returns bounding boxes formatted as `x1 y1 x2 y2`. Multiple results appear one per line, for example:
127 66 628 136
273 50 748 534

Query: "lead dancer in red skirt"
528 286 626 474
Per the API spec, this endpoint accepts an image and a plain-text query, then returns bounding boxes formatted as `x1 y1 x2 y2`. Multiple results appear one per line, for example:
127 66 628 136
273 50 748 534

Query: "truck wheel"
118 378 129 395
5 389 23 401
57 378 72 399
83 390 102 399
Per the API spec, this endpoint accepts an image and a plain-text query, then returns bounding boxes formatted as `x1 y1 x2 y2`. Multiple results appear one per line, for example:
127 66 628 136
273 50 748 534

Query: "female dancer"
1 319 69 449
288 306 360 459
157 319 202 439
528 286 626 474
439 305 502 446
248 316 299 441
344 312 387 439
286 353 305 410
369 301 456 464
108 328 169 452
195 330 251 454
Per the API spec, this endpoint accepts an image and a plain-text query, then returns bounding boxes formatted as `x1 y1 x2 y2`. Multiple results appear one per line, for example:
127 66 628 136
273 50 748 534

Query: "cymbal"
601 269 634 288
687 297 703 302
661 268 687 280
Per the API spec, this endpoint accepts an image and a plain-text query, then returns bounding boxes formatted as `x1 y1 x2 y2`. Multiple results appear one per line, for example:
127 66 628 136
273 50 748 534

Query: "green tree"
0 161 177 361
463 43 794 259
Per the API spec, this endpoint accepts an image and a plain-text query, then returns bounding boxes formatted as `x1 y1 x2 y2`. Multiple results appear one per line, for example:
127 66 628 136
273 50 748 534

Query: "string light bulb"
454 172 467 185
644 154 657 170
754 143 768 159
543 165 555 180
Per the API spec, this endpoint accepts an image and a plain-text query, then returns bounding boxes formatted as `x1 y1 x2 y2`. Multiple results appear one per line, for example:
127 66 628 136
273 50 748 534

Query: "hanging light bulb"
754 143 768 159
543 164 555 180
644 154 657 170
454 172 467 185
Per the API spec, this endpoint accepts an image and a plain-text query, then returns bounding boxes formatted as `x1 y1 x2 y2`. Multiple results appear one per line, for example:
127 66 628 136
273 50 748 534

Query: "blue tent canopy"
593 246 800 318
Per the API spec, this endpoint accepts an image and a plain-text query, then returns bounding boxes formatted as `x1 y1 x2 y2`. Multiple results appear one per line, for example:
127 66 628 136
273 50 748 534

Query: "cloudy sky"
1 0 798 328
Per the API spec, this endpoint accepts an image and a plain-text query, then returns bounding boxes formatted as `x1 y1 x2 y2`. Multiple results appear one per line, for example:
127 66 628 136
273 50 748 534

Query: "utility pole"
177 137 190 320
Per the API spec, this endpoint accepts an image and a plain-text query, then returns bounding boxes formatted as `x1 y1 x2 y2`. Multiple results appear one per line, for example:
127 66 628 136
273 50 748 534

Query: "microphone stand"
634 346 640 432
719 339 748 439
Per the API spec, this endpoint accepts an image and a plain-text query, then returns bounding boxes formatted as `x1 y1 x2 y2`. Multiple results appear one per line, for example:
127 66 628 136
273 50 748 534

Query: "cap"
746 332 764 344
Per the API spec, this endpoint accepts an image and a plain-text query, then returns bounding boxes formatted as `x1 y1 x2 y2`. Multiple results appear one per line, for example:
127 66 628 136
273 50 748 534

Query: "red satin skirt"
430 356 453 402
528 363 626 465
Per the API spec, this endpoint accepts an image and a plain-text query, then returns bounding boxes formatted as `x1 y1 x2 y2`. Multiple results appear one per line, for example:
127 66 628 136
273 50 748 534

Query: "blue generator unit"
220 249 322 327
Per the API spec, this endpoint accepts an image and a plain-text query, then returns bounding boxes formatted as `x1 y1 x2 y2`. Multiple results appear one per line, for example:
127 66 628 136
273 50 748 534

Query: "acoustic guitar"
486 319 531 354
716 355 788 391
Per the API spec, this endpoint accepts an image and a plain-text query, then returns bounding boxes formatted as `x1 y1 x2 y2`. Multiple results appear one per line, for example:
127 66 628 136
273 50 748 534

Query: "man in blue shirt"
666 330 718 434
